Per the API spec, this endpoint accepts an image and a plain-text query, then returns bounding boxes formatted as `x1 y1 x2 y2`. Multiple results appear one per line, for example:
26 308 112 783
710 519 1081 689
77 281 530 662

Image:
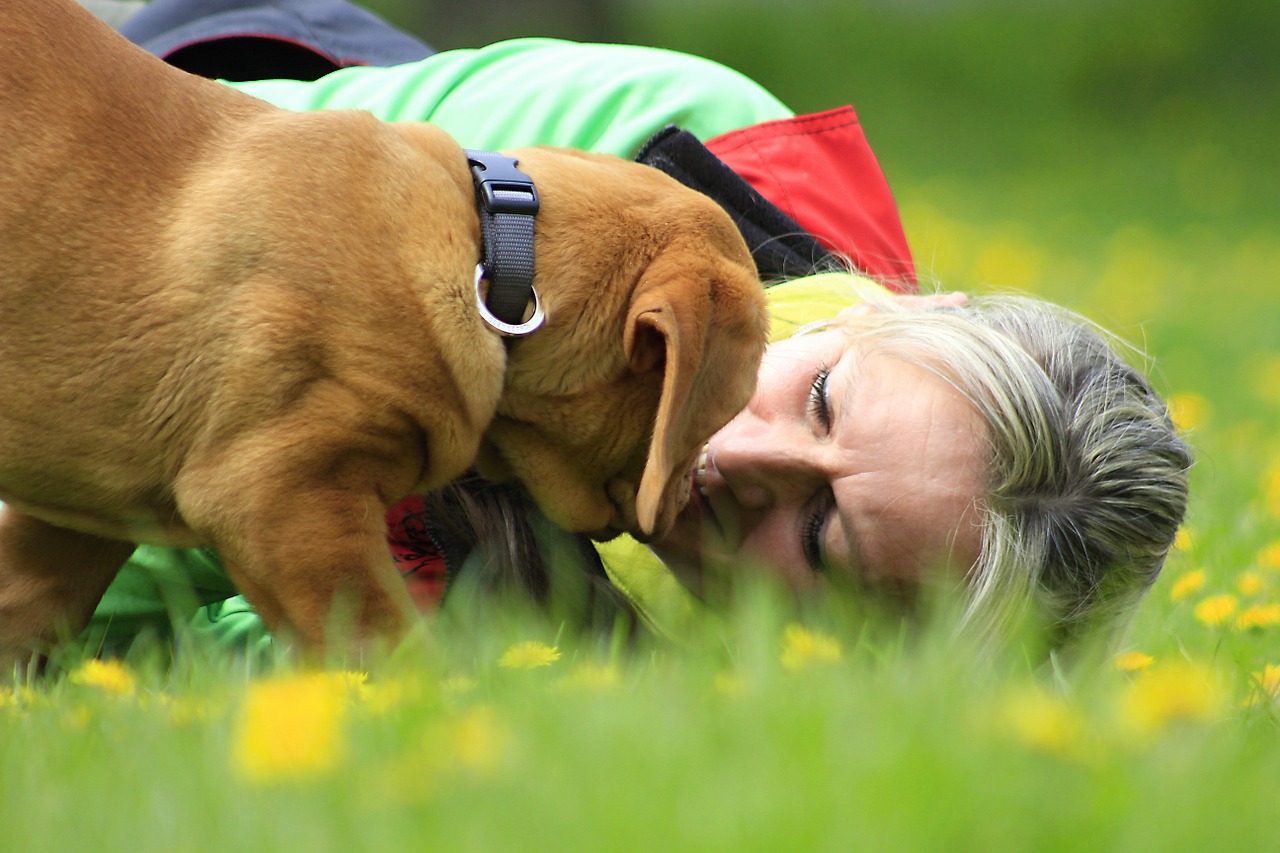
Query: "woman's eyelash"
801 488 835 574
801 505 825 573
808 364 832 431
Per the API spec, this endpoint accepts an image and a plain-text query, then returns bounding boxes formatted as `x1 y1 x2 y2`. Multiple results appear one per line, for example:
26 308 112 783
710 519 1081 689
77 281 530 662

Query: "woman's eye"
807 365 832 432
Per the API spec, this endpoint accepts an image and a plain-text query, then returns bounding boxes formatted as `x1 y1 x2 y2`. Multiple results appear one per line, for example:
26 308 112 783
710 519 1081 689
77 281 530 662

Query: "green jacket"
232 38 790 156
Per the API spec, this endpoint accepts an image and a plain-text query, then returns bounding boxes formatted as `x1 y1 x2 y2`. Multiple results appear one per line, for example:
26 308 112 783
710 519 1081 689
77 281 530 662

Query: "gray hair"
842 293 1192 651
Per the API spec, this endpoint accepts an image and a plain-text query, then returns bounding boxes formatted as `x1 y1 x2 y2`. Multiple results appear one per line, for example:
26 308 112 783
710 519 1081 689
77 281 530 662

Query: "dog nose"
608 467 690 542
604 478 649 540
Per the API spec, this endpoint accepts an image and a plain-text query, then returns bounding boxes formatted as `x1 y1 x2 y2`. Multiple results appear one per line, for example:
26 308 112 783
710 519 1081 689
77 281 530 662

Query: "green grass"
5 597 1280 852
5 2 1280 850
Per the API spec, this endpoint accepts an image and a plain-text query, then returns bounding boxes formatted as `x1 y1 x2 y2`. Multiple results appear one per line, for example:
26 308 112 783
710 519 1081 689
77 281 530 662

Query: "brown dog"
0 0 767 660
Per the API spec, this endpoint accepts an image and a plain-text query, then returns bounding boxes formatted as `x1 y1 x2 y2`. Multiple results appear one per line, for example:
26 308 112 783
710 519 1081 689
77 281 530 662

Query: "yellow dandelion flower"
1248 664 1280 705
7 686 41 710
972 233 1046 290
712 671 749 698
1169 569 1206 602
1193 594 1238 627
779 623 842 672
1089 230 1167 325
0 687 31 714
1173 528 1194 551
1257 541 1280 571
1114 651 1155 672
902 198 982 281
1252 353 1280 406
141 690 221 723
1265 464 1280 519
357 676 425 715
556 663 620 693
231 672 349 783
441 675 478 695
63 705 92 729
376 706 514 807
339 670 419 713
1236 571 1264 597
452 707 510 773
497 641 561 669
425 705 512 776
1234 603 1280 632
1166 392 1210 432
336 671 368 691
999 685 1086 759
67 659 135 695
1119 661 1228 736
165 695 221 726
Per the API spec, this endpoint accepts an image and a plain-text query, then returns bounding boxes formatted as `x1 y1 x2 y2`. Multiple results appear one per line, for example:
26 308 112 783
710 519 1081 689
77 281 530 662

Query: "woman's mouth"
691 446 724 538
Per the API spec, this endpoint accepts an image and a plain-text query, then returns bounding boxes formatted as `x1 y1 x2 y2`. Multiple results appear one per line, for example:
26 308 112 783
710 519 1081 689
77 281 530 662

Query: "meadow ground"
3 2 1279 850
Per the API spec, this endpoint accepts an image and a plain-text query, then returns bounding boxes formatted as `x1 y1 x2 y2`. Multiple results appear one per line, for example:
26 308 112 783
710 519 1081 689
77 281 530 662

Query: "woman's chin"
649 536 704 597
652 540 742 606
650 499 736 603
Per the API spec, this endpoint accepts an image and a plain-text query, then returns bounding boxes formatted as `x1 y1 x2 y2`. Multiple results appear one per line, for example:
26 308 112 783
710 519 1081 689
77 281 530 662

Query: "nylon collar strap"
465 150 544 337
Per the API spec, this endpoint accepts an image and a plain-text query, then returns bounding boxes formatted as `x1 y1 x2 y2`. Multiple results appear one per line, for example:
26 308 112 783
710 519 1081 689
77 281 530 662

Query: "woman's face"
651 314 989 603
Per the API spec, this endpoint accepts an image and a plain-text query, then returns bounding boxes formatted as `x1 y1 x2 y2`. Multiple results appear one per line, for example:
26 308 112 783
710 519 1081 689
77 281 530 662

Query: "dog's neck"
465 150 543 338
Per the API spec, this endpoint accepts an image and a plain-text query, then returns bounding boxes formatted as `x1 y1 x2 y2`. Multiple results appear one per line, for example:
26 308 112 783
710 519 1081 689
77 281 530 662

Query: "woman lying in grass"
81 0 1191 660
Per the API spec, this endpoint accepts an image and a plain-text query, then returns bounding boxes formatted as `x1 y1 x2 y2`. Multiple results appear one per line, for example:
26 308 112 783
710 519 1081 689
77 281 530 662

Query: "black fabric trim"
636 126 833 281
163 35 340 81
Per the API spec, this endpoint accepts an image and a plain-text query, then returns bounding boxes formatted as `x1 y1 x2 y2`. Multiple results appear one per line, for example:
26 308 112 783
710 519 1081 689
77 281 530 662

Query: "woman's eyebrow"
832 505 867 585
828 351 868 582
832 345 862 423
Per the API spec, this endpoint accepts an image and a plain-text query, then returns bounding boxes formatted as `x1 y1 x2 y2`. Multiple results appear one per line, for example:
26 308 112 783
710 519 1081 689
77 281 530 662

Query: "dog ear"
623 254 766 536
624 296 689 536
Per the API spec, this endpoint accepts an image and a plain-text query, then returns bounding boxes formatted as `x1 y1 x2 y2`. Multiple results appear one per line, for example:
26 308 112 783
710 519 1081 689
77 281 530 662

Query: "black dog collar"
465 150 543 337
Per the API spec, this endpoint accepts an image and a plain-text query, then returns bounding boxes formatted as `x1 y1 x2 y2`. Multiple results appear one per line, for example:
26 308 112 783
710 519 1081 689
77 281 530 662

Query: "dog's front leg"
173 403 443 660
0 506 136 666
213 486 417 660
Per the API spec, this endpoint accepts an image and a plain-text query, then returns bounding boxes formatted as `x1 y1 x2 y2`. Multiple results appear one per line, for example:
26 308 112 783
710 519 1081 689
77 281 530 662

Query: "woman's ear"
833 303 878 323
913 291 969 309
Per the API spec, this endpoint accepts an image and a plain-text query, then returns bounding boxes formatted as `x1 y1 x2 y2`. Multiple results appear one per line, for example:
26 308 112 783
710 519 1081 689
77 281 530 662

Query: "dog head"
473 147 768 541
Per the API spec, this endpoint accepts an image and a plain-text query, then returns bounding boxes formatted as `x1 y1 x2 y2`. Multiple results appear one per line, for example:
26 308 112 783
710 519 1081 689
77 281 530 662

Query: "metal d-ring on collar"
465 149 544 337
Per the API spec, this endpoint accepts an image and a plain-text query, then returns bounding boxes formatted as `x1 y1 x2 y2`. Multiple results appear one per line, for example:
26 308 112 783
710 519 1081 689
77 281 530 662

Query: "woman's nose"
711 413 820 511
